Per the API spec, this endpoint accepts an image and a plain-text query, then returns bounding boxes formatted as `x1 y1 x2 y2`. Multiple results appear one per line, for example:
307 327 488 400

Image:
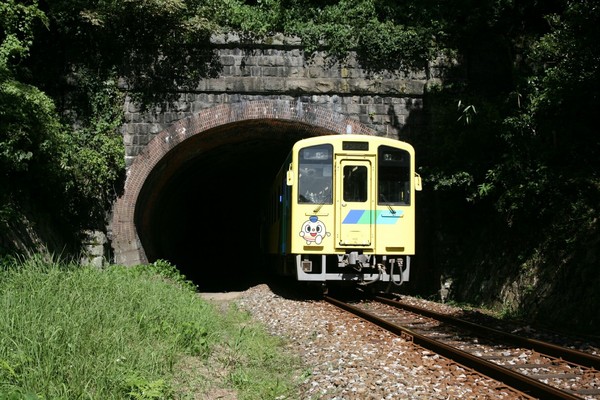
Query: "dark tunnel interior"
134 119 333 291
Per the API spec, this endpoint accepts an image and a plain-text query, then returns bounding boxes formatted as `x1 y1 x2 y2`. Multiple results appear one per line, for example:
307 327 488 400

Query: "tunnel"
133 118 335 291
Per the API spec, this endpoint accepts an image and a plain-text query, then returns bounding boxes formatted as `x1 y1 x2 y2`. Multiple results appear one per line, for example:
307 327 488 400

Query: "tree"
1 1 62 220
1 0 125 254
26 0 225 109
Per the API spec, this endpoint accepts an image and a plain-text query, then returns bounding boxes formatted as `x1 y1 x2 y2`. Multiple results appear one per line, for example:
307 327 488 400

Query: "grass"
0 255 303 399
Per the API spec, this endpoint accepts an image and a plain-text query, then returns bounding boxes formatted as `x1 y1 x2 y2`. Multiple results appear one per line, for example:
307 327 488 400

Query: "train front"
288 134 422 289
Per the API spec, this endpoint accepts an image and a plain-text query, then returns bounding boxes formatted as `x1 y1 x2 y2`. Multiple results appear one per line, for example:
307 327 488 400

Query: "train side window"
343 165 367 202
378 146 411 205
298 144 333 204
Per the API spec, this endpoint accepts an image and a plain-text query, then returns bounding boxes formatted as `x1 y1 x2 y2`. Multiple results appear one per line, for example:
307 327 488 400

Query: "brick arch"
110 99 377 265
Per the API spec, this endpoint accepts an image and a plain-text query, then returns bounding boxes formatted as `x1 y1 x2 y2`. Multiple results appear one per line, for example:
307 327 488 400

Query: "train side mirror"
414 173 422 191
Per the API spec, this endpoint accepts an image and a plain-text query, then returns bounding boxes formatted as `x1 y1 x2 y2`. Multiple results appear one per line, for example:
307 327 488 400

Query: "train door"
336 158 375 246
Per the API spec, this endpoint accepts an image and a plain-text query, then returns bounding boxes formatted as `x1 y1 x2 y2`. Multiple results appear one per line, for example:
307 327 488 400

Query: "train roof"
292 134 414 150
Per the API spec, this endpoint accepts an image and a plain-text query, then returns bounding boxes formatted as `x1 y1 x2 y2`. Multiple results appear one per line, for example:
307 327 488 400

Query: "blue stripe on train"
342 209 404 224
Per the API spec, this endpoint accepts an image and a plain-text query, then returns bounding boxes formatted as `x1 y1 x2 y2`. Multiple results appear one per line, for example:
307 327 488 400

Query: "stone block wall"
121 33 436 169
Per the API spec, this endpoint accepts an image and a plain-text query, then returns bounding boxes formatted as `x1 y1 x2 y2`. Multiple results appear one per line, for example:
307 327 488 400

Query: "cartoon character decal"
300 216 331 245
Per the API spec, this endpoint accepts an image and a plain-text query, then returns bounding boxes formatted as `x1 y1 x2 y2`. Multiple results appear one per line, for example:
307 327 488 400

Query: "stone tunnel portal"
111 100 379 291
134 119 334 291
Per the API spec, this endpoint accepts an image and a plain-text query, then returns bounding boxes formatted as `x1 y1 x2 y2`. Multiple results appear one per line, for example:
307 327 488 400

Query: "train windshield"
298 144 333 204
378 145 411 205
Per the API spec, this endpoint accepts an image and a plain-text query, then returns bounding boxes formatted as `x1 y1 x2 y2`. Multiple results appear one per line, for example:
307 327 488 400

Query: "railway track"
324 294 600 400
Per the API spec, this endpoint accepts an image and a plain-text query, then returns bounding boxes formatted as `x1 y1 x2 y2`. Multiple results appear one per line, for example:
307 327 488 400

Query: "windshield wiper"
379 194 396 215
312 190 331 213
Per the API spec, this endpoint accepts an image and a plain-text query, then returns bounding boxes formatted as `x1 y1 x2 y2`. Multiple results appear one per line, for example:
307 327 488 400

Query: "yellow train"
262 134 422 290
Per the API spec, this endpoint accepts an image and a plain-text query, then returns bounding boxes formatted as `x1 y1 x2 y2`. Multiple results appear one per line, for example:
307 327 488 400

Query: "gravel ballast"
212 283 530 400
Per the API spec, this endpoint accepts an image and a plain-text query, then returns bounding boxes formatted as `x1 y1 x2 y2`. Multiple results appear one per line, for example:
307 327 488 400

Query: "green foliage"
0 388 41 400
58 77 125 227
123 375 172 400
219 0 433 71
421 0 598 226
32 0 223 107
405 1 599 331
177 321 210 357
0 256 303 399
0 1 47 71
1 3 56 205
0 79 60 175
427 170 474 192
0 72 66 222
1 0 126 254
473 0 600 223
0 257 202 398
0 65 124 240
526 1 599 163
219 307 301 399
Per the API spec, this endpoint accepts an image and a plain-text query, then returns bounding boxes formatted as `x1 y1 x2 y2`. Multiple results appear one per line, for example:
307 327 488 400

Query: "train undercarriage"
272 252 410 293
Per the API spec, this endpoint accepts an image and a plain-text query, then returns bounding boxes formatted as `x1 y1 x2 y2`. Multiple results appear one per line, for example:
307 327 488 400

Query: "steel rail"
375 295 600 370
324 295 581 400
